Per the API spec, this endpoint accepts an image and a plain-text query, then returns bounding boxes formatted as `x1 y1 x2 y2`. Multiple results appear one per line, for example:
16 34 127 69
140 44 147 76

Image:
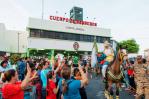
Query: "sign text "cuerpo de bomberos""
49 16 97 27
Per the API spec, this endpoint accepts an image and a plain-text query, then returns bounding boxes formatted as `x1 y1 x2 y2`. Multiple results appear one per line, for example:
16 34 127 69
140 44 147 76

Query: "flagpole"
94 36 96 41
93 36 96 49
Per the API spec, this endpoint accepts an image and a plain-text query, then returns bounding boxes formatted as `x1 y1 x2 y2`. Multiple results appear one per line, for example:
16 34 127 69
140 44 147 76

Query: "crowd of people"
0 55 89 99
122 55 149 99
0 41 149 99
96 41 149 99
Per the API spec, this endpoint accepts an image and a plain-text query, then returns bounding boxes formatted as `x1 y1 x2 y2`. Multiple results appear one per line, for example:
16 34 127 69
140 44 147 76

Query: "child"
46 71 59 99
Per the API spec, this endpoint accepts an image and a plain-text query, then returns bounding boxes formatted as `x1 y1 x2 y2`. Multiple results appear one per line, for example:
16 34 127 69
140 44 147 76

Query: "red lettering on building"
49 16 53 20
49 16 97 27
59 17 63 21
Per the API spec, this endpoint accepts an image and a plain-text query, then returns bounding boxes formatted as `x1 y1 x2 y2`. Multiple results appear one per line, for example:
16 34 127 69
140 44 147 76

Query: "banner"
91 39 98 67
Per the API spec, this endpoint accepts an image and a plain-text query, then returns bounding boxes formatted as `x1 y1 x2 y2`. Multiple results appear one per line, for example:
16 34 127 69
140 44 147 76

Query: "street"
86 75 135 99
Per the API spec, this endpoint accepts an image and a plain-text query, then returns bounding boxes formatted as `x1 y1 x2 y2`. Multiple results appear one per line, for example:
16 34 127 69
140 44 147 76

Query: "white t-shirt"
104 48 113 56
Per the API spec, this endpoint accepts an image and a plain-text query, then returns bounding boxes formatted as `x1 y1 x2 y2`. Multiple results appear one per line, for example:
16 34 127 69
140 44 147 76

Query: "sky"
0 0 149 54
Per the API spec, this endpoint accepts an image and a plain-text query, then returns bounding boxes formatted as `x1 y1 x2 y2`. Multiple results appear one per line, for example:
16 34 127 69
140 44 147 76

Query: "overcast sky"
0 0 149 54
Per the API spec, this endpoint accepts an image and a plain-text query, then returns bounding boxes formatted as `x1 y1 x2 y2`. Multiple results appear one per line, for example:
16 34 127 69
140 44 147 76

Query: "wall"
28 37 104 52
0 23 28 53
27 18 111 37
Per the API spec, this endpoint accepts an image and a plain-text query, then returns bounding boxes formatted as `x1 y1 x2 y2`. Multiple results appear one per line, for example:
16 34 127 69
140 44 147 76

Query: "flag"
48 49 54 59
91 38 98 67
55 53 64 62
73 56 79 64
48 49 55 66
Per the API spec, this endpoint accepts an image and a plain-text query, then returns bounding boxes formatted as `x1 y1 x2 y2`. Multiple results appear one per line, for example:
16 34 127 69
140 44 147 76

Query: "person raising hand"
2 63 34 99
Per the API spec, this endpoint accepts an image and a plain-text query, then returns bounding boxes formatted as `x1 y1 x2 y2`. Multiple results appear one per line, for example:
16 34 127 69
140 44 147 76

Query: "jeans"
41 88 46 99
102 65 108 78
102 61 109 78
123 70 129 87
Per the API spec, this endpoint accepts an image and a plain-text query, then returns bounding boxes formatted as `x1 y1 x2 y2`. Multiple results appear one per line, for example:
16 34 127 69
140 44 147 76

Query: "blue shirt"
58 79 81 99
0 61 13 72
17 61 26 74
0 66 11 72
40 68 51 88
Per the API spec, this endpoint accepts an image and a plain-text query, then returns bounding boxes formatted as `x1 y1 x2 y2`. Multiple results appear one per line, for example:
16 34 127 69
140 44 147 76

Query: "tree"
119 39 139 53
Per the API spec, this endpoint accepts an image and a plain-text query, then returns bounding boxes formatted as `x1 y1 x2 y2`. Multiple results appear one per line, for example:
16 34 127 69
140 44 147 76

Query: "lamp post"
18 33 21 53
42 0 44 19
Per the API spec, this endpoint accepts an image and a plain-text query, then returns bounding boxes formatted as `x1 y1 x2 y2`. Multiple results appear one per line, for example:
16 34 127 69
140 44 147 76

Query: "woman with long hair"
59 63 88 99
72 68 88 99
46 71 59 99
2 63 34 99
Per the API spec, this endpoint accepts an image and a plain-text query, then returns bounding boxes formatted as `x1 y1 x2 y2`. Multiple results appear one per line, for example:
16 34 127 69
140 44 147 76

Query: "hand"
58 59 61 65
27 63 31 75
78 61 82 68
60 60 65 67
78 64 83 71
78 61 81 65
32 71 38 79
29 71 38 81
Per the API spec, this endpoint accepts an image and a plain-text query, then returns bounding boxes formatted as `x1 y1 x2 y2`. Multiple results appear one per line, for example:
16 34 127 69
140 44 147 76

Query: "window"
80 35 84 41
90 36 94 42
67 33 73 41
75 34 80 41
30 29 40 37
86 35 91 42
47 31 55 39
96 36 101 43
55 32 60 39
29 29 110 43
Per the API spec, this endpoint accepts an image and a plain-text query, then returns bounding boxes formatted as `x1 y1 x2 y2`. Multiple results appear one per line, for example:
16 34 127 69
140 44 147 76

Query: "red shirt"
100 60 105 65
2 82 24 99
127 69 134 76
46 80 56 99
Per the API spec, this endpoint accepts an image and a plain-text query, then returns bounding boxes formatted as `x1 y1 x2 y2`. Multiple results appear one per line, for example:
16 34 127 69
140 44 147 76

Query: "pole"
42 0 44 19
18 33 21 53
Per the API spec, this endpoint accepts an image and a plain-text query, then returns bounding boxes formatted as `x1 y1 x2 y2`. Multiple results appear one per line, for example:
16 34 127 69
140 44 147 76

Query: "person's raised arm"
29 71 38 82
54 59 65 74
78 62 88 87
21 63 31 90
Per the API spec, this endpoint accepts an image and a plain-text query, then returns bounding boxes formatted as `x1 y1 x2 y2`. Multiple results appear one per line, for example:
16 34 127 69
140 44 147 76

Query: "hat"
104 41 110 47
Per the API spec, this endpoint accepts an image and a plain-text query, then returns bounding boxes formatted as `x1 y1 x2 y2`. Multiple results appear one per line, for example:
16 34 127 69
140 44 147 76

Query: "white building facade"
0 23 28 55
27 17 111 53
0 17 111 56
